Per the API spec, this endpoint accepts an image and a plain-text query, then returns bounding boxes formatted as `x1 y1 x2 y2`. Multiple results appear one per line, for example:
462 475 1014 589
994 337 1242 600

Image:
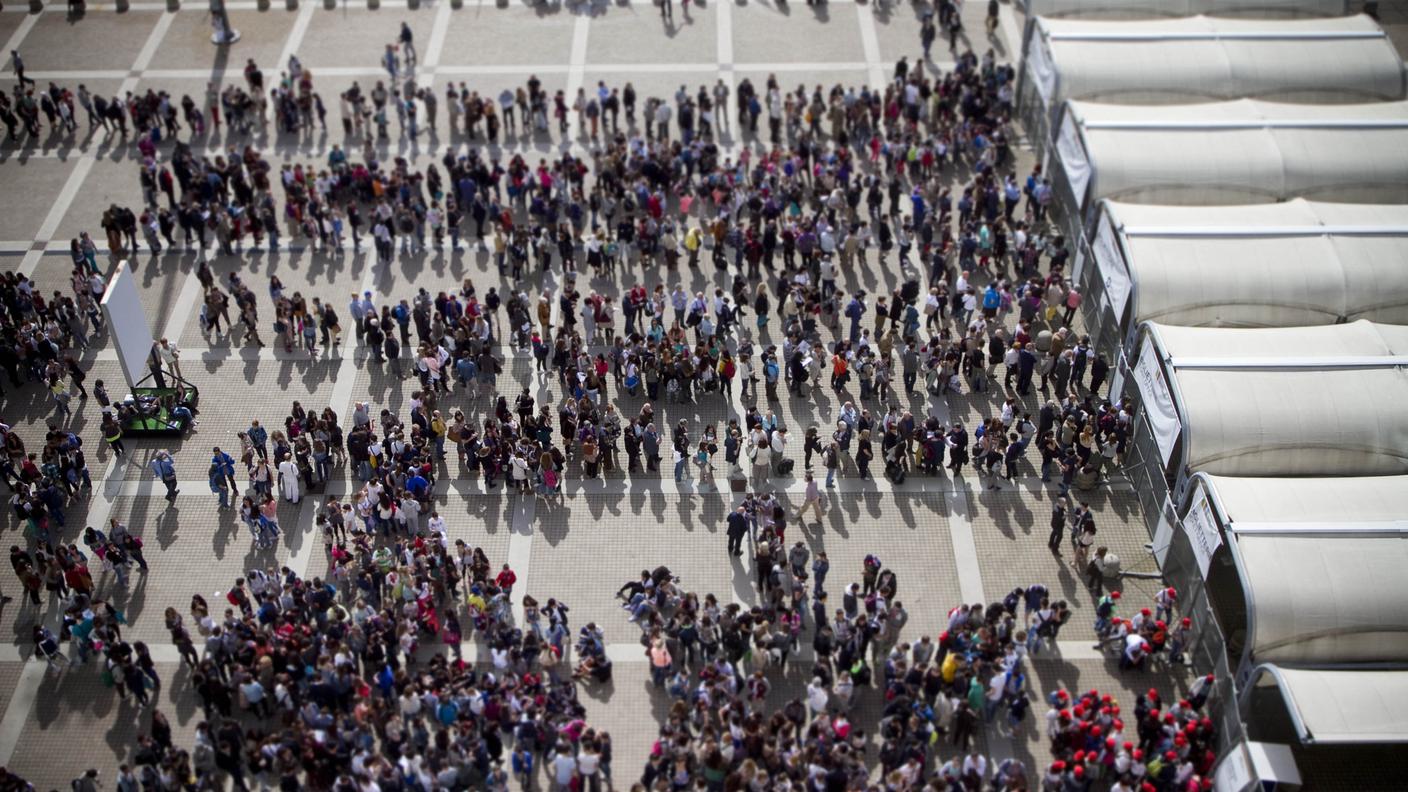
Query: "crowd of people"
0 7 1216 789
610 510 1219 791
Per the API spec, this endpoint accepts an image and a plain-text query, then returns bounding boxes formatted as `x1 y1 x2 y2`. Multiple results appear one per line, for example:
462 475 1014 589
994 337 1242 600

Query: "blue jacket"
150 456 176 481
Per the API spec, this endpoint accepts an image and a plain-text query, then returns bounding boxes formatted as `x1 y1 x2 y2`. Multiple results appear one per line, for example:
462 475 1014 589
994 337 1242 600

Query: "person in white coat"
277 454 301 504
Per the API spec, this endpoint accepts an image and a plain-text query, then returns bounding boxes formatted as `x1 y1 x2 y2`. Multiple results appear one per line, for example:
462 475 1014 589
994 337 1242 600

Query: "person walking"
798 472 824 523
726 506 749 557
150 450 179 501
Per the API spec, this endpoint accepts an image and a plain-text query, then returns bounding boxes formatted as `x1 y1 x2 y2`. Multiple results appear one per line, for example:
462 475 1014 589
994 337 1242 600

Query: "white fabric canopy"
1097 199 1408 329
1138 323 1408 477
1150 320 1408 360
1252 667 1408 743
1060 99 1408 212
1197 473 1408 526
1028 15 1404 114
1236 536 1408 664
1023 0 1346 17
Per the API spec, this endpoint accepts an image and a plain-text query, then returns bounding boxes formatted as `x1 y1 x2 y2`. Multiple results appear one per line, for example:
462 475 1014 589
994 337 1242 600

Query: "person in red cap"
1155 586 1178 623
1170 615 1192 663
1189 672 1215 710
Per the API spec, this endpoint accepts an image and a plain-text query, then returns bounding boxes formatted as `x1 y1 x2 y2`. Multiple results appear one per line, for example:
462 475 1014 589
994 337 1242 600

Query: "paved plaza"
0 0 1291 788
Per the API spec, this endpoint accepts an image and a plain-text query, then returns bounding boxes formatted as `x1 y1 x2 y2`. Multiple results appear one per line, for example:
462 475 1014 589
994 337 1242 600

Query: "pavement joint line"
130 10 176 75
18 61 906 82
0 638 1104 666
506 493 535 625
0 10 39 71
278 3 318 77
17 10 174 279
854 1 888 91
0 663 46 766
421 0 455 84
564 9 591 143
998 0 1025 68
946 485 987 606
17 157 95 278
87 474 1135 500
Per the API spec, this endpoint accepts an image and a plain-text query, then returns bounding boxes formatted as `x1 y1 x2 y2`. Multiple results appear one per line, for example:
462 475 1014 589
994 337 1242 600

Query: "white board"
1134 335 1182 466
100 261 155 391
1056 113 1091 209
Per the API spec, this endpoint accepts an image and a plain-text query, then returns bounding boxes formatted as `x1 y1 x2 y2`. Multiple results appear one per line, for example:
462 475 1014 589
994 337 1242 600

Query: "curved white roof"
1141 322 1408 477
1196 473 1408 526
1150 320 1408 360
1029 15 1404 112
1098 199 1408 328
1061 99 1408 208
1023 0 1346 17
1236 535 1408 664
1250 667 1408 744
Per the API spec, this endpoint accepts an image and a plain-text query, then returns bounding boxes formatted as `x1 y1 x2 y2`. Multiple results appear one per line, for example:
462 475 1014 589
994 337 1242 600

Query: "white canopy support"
1026 15 1404 116
1090 200 1408 335
1057 99 1408 213
1234 534 1408 665
1247 667 1408 744
1021 0 1346 17
1136 323 1408 478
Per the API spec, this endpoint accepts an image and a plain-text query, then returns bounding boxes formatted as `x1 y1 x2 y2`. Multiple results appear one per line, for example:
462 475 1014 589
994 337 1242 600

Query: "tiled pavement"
0 1 1226 788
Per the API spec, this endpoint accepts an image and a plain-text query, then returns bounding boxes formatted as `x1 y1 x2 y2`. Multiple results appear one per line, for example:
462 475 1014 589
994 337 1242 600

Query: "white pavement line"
278 4 317 73
423 0 455 77
0 662 46 766
0 11 39 70
998 0 1025 65
563 11 591 143
18 157 95 277
287 497 323 581
159 258 206 342
506 495 535 625
946 484 987 605
855 2 888 91
131 11 177 75
717 0 734 66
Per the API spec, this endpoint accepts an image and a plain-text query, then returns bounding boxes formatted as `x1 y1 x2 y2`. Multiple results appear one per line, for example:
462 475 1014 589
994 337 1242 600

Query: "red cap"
1101 694 1113 703
1133 749 1144 760
1174 734 1187 746
1141 608 1151 616
1167 587 1177 598
1142 784 1156 792
1205 674 1215 682
1141 642 1150 651
1123 741 1134 751
1091 726 1102 737
1060 709 1071 720
1155 620 1166 629
1074 751 1086 762
1180 700 1190 709
1073 766 1085 777
1052 761 1066 771
1114 718 1125 730
1148 688 1159 698
1182 618 1192 626
1164 713 1176 723
1111 591 1121 599
1200 717 1213 728
1165 751 1178 761
1106 737 1117 748
1058 690 1070 700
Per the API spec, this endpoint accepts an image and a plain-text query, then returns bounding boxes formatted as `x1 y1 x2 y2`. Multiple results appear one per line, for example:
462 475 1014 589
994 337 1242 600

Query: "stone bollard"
286 0 298 10
368 0 380 9
166 0 180 11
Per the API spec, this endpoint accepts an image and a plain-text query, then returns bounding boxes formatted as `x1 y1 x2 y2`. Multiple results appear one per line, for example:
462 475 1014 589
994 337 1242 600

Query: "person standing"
277 453 301 504
726 506 749 557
